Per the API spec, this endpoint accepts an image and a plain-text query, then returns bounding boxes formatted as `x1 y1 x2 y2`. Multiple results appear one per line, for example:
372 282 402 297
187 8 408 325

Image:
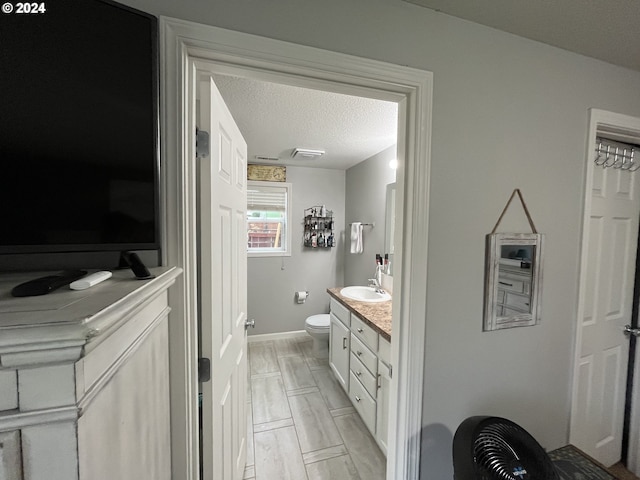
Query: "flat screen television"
0 0 160 272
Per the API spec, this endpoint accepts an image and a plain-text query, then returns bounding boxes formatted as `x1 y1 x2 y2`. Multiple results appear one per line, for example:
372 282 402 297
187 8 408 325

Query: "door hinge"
196 129 210 159
389 364 393 379
198 357 211 383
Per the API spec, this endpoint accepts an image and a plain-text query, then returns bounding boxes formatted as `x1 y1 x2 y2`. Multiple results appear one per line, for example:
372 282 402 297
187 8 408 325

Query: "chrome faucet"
368 265 385 293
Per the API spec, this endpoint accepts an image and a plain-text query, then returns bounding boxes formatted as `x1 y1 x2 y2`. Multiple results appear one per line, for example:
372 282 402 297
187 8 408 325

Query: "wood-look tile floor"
245 336 386 480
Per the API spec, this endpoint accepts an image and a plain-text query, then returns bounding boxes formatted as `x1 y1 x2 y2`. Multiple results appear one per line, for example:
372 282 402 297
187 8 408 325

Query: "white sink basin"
340 286 391 303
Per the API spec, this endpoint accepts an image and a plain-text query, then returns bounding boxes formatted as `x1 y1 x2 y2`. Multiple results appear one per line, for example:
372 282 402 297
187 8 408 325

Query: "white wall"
344 145 397 286
119 0 640 475
247 166 345 335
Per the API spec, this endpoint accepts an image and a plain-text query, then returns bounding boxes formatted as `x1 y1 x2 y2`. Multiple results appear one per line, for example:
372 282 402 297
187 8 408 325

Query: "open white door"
571 119 640 466
198 66 249 480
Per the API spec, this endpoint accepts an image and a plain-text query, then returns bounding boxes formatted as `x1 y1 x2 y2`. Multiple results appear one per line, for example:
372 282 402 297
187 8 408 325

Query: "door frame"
160 17 433 480
571 108 640 473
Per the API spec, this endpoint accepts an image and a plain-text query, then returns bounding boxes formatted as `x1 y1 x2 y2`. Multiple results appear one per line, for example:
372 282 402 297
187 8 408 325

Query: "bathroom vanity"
327 288 392 455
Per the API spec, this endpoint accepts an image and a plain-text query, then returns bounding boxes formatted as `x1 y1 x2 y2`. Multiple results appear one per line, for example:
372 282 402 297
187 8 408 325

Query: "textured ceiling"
403 0 640 72
211 75 398 170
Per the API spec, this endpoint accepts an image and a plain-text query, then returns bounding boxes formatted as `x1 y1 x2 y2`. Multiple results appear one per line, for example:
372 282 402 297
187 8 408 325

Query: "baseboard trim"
247 330 309 343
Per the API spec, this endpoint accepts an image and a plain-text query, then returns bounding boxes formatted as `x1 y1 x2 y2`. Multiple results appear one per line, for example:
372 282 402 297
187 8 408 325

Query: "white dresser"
0 266 181 480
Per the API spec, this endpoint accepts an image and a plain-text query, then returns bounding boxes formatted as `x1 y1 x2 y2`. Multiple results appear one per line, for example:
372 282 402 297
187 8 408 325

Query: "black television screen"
0 0 159 268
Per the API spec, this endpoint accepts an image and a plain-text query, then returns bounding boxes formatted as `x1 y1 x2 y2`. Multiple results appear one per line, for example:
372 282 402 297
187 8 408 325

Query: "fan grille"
474 423 527 479
470 419 560 480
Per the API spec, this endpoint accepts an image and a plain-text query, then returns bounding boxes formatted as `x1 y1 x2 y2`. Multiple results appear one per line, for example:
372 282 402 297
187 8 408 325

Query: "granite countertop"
327 287 392 341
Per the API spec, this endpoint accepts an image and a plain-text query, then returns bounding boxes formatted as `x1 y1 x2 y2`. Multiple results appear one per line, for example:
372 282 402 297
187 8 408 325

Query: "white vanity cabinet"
329 299 351 392
0 267 181 480
329 295 392 456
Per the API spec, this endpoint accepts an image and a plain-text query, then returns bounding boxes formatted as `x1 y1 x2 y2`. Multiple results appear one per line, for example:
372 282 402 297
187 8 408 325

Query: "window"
247 181 292 257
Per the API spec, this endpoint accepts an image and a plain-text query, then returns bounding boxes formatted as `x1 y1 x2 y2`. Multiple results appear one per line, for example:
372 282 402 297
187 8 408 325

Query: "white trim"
247 330 309 343
571 108 640 475
161 17 433 480
0 406 78 433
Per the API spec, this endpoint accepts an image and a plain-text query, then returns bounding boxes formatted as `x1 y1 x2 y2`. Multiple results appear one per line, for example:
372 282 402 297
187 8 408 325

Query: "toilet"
304 313 330 358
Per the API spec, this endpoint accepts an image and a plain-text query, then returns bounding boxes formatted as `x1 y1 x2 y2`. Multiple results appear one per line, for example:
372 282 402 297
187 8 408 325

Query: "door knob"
624 324 640 337
245 319 255 330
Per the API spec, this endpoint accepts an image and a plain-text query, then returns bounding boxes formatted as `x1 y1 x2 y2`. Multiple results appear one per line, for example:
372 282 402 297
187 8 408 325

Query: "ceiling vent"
255 155 279 162
291 148 325 160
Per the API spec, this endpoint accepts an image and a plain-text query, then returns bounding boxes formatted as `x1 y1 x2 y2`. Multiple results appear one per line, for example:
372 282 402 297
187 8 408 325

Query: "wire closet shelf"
595 136 640 171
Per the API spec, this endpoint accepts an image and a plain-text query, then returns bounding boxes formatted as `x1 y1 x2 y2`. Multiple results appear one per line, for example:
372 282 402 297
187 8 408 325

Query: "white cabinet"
329 295 392 456
0 267 181 480
329 309 350 392
496 265 532 319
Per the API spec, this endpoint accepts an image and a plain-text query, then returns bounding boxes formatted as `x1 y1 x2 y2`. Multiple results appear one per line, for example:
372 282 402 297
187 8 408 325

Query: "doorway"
161 18 433 480
211 74 398 479
570 108 640 475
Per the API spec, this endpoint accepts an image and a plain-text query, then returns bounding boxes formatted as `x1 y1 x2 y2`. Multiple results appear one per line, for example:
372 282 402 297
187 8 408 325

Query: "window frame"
247 180 292 258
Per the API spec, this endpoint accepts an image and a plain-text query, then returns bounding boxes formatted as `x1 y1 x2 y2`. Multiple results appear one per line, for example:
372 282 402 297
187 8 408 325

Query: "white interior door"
571 156 640 466
198 66 248 480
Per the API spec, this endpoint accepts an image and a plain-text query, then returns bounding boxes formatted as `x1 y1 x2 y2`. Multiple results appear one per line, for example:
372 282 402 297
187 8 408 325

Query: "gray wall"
118 0 640 475
344 145 397 286
247 166 345 335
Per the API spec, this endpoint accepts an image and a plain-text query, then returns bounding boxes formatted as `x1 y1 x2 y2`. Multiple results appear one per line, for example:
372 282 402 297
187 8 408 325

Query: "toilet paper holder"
295 291 309 304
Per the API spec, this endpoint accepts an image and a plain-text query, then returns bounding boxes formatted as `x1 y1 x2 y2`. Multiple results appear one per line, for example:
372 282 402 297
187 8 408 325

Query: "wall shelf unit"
304 206 335 248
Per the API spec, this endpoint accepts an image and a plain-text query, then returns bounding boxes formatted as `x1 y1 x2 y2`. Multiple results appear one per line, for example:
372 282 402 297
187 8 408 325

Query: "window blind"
247 186 287 211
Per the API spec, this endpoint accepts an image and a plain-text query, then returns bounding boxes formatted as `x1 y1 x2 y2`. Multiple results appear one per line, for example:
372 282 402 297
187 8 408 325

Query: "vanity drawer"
351 334 377 376
349 371 376 434
350 352 377 399
378 336 391 365
330 298 350 327
351 315 379 352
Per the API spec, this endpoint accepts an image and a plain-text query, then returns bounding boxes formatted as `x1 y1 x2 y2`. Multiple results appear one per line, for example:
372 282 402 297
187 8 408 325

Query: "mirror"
384 183 396 271
483 233 544 331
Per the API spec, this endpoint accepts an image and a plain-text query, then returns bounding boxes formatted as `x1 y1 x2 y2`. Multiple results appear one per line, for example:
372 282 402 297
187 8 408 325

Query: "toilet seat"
305 313 330 330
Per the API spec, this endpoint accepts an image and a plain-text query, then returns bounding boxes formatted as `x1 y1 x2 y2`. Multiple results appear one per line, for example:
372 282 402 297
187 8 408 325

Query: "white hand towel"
350 222 363 254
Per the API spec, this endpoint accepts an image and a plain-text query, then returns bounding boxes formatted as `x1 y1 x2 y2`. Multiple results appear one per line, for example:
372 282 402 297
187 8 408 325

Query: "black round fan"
453 416 560 480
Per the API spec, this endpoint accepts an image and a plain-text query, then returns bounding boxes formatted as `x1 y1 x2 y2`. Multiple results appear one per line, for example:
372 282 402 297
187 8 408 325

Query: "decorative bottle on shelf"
311 232 317 247
318 233 325 247
320 205 326 217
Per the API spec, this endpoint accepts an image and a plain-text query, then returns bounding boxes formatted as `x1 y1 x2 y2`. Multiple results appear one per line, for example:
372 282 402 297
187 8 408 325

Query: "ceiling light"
292 148 325 159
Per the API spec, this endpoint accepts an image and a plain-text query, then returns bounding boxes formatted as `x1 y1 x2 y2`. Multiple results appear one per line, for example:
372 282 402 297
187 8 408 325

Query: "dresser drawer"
497 278 526 294
349 371 376 434
330 298 350 327
351 315 378 352
504 292 530 312
350 352 377 399
351 334 377 376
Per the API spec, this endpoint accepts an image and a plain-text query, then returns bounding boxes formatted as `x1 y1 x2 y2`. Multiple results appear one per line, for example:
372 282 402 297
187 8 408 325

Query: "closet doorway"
570 109 640 475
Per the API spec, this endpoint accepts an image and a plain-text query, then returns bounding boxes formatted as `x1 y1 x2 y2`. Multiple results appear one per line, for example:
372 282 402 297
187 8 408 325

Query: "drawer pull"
355 395 361 402
357 350 363 356
356 371 362 377
499 281 513 287
357 328 364 333
342 337 347 350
